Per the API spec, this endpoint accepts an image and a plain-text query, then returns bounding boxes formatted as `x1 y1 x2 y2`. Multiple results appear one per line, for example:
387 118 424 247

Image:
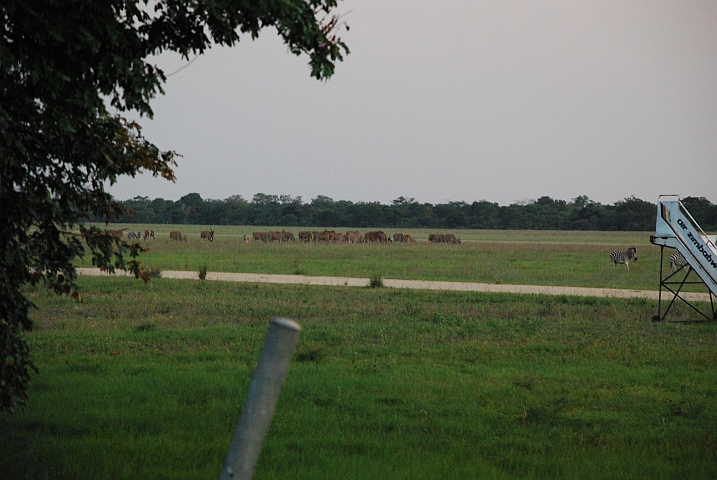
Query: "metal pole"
219 317 302 480
656 246 664 321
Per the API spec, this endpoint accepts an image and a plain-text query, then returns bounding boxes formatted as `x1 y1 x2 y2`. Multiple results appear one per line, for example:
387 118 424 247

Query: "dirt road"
76 267 712 302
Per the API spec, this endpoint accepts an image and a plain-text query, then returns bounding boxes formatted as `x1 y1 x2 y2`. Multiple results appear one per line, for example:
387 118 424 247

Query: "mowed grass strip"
2 277 716 479
75 227 701 292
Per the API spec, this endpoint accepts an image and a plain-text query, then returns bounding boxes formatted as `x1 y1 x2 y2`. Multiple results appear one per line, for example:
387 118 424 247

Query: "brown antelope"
364 231 388 243
200 228 215 242
106 228 127 238
444 234 461 244
364 231 380 243
169 231 185 242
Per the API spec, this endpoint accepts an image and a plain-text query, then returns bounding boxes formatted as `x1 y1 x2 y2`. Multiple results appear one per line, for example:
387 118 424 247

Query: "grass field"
106 225 651 245
76 226 707 293
2 228 716 479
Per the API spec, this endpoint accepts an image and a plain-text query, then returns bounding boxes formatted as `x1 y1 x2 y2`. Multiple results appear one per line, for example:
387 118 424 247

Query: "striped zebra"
610 247 638 270
669 252 688 272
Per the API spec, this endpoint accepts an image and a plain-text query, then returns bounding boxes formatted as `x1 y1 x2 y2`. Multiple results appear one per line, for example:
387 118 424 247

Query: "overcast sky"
109 0 717 206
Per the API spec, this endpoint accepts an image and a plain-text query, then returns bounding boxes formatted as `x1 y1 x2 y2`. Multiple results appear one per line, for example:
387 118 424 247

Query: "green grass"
74 226 701 292
94 224 653 245
3 277 717 479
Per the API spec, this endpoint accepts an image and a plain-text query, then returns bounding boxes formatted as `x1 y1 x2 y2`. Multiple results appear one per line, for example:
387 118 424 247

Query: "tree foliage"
1 0 349 411
108 194 717 232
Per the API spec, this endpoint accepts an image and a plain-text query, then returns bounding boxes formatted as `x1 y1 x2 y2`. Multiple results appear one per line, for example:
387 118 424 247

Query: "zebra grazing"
610 247 638 270
670 252 688 272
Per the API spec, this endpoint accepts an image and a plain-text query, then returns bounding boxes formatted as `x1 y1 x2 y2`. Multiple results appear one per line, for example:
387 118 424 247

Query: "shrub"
146 267 162 278
369 274 384 288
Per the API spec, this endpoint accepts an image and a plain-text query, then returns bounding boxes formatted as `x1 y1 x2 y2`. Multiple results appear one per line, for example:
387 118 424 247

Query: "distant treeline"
100 194 717 231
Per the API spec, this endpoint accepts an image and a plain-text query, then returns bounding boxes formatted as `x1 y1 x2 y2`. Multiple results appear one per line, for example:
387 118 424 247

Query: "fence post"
219 317 302 480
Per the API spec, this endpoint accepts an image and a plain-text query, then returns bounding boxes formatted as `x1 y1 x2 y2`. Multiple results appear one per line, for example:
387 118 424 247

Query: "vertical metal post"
219 318 302 480
655 246 664 321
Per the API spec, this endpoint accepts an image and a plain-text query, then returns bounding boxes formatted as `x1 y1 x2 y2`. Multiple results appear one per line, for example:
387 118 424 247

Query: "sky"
109 0 717 206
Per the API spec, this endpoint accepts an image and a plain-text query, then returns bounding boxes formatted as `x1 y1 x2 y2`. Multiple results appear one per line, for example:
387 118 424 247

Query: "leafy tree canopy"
110 193 717 232
0 0 348 411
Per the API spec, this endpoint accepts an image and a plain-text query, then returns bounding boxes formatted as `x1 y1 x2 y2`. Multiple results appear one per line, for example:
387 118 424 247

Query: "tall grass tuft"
198 264 207 280
369 274 384 288
292 258 306 275
146 266 162 278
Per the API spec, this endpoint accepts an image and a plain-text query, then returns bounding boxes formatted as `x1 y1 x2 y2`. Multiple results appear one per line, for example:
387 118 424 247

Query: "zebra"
669 252 688 272
610 247 638 270
127 231 141 240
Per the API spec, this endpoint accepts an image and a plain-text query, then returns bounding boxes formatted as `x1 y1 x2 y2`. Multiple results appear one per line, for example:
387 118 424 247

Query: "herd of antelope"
169 228 215 242
428 233 461 244
105 228 208 243
106 227 645 273
106 227 460 245
247 230 460 244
